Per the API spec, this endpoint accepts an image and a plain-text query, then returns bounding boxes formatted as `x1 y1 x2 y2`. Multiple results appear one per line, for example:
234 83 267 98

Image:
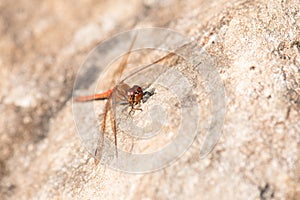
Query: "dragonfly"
75 34 188 162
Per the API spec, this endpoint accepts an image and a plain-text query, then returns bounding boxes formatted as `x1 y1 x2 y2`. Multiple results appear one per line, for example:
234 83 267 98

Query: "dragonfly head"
127 85 143 105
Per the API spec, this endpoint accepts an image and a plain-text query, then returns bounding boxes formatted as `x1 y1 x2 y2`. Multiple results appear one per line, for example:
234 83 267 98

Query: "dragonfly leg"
129 103 143 116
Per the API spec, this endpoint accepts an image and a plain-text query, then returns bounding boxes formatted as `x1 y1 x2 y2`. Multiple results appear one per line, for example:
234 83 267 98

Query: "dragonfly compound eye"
135 88 142 95
127 85 143 104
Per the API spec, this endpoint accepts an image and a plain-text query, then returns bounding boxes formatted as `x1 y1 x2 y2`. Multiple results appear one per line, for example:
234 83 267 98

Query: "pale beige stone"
0 0 299 199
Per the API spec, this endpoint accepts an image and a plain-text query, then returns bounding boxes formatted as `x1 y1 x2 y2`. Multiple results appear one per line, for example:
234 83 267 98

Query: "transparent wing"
119 42 192 88
93 35 138 162
94 98 111 162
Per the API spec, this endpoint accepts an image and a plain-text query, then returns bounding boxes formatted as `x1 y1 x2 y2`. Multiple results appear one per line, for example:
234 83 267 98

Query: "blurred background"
1 0 300 199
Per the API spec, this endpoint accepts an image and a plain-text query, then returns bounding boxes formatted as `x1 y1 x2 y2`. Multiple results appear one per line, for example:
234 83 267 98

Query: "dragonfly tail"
75 89 113 102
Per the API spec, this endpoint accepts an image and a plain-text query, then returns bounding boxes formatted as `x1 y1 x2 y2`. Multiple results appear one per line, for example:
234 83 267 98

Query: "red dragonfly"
75 34 183 162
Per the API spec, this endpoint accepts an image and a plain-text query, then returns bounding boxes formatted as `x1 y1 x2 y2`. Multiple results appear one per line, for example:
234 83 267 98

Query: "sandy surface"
1 0 300 199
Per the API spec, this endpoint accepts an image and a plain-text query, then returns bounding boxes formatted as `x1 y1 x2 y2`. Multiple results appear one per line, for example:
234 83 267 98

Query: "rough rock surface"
1 0 300 199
